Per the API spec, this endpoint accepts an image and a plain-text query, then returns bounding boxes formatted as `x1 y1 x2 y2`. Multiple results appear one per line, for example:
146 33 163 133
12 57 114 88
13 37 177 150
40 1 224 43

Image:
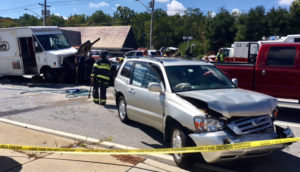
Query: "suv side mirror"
148 82 162 93
232 78 239 87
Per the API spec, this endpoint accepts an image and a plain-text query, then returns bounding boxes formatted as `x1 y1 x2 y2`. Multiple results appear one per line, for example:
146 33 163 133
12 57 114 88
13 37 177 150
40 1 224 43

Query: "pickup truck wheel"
171 124 194 169
118 96 129 123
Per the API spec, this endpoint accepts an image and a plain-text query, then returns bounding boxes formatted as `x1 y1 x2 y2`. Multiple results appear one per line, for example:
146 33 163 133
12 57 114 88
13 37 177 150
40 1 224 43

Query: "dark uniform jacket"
91 58 111 84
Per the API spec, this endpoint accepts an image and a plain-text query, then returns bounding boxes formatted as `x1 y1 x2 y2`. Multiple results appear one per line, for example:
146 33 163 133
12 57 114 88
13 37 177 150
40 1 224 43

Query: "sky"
0 0 297 19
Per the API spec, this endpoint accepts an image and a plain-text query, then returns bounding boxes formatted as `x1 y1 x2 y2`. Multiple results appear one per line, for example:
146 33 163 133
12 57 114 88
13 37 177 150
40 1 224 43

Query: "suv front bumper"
189 126 294 163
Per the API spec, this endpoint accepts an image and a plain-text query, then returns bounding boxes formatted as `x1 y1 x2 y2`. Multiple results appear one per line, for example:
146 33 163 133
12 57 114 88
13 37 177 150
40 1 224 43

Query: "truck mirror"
232 78 239 87
34 42 38 47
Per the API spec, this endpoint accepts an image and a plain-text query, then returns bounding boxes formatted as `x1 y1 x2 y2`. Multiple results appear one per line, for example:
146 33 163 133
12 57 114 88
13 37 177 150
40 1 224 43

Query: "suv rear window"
267 47 296 66
121 61 133 78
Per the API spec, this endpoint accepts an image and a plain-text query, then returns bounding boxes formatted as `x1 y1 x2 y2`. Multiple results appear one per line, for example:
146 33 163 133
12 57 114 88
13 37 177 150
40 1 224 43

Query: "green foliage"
47 14 66 26
290 0 300 33
0 17 20 27
87 10 112 26
206 8 236 52
18 14 42 26
113 6 136 25
1 4 300 56
65 14 86 26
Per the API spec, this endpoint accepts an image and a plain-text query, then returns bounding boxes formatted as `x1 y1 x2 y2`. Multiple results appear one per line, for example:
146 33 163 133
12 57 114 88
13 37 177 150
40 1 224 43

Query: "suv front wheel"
171 124 194 169
118 96 129 123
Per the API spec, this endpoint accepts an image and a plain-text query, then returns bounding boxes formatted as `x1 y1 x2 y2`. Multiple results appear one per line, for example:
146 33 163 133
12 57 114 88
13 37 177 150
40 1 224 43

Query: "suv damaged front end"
177 89 294 163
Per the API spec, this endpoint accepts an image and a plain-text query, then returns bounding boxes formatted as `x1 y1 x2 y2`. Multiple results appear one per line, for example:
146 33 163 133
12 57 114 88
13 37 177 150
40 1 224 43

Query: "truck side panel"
0 30 23 75
215 63 255 90
255 44 300 99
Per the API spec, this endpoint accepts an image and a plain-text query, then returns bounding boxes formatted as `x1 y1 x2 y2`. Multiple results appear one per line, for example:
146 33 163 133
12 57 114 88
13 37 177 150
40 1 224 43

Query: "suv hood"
177 88 277 118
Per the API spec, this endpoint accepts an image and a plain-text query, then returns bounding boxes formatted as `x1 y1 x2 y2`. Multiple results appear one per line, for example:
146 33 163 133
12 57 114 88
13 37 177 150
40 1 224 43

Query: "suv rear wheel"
171 124 194 169
118 96 129 123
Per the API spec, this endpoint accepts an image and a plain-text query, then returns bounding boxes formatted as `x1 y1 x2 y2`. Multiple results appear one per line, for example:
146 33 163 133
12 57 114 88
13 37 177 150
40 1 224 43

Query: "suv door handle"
128 88 135 94
262 70 266 76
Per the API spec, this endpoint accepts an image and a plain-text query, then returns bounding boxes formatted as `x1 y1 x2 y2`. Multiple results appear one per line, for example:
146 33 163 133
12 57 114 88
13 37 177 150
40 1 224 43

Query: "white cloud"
115 4 120 7
54 13 68 20
89 1 109 8
167 0 186 16
210 11 216 17
231 8 240 15
156 0 170 3
278 0 296 5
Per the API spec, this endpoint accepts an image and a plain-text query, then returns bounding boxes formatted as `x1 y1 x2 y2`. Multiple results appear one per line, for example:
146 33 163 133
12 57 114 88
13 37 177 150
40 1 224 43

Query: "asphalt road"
0 79 299 171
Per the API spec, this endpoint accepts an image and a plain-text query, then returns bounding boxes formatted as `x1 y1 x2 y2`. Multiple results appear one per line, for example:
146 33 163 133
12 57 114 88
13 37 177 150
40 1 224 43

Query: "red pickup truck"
215 43 300 101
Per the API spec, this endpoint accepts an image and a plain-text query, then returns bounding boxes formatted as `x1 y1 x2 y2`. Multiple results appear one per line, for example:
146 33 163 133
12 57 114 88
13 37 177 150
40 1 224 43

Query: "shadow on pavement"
0 156 22 172
205 150 300 172
277 107 300 123
0 76 80 89
126 121 166 148
104 105 117 110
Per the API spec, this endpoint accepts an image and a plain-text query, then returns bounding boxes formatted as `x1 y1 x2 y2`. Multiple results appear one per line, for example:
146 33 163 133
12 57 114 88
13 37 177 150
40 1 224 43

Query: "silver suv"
114 58 294 168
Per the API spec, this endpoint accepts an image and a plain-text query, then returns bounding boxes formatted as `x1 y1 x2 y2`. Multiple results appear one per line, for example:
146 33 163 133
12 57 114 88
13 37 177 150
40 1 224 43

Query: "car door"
255 46 300 99
126 62 165 131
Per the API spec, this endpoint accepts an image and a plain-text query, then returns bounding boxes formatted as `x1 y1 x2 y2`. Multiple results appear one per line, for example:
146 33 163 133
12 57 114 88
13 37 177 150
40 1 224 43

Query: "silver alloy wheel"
172 129 182 160
119 99 126 120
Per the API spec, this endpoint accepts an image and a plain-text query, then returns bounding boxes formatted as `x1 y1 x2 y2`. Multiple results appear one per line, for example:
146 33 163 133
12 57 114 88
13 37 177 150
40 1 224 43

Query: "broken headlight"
194 117 224 133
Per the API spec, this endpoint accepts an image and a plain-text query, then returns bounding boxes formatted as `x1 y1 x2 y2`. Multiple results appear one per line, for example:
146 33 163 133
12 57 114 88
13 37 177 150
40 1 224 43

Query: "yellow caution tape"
0 137 299 155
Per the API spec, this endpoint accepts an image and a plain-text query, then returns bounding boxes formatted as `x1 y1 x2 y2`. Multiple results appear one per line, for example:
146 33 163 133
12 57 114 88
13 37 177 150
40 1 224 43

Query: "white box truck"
0 26 77 81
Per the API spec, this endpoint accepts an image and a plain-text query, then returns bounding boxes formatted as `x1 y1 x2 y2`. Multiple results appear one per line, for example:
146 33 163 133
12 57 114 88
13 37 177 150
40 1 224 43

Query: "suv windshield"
36 34 71 51
165 65 236 92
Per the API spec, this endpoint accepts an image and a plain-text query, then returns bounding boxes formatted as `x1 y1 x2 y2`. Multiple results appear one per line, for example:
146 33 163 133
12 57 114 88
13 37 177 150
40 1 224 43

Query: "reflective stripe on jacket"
91 58 111 82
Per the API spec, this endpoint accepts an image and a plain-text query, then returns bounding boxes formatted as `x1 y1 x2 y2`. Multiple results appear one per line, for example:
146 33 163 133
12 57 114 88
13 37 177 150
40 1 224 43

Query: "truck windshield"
165 65 236 92
36 34 71 50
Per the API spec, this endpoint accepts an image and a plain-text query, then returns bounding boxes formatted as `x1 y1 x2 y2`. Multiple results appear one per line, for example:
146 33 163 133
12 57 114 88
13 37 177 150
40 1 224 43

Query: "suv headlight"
194 117 224 133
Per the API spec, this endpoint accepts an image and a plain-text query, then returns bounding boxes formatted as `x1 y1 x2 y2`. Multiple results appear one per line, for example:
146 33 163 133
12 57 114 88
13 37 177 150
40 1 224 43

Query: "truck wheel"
118 96 129 123
43 69 54 82
171 124 194 169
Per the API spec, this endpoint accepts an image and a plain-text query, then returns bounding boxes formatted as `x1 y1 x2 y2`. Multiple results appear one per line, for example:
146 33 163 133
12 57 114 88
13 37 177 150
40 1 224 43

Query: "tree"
65 14 86 26
235 13 248 41
0 17 19 28
131 12 150 48
265 8 291 36
47 14 65 26
206 8 236 53
290 0 300 33
18 14 41 26
87 10 112 26
113 6 136 25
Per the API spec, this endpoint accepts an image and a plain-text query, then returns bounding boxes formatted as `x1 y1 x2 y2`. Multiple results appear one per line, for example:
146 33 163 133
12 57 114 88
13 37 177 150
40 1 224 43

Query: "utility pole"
39 0 50 26
149 0 155 49
44 0 47 26
135 0 155 49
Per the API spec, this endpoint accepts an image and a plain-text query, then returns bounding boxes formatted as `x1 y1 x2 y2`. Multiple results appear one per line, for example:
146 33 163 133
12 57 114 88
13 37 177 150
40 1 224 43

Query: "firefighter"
90 51 111 105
